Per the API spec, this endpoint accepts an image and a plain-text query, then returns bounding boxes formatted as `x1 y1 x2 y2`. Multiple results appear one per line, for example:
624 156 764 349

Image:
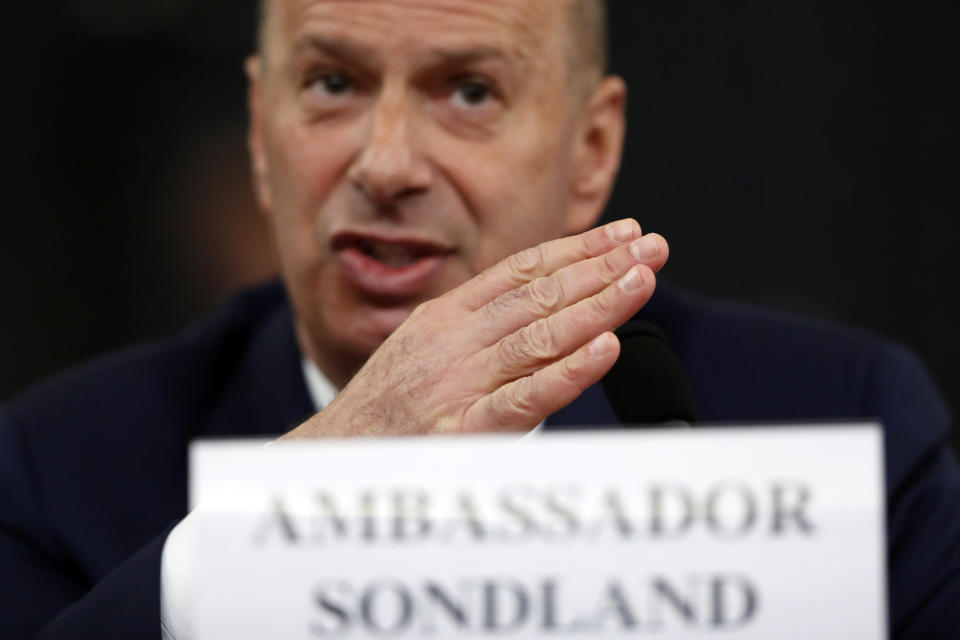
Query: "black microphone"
601 320 698 426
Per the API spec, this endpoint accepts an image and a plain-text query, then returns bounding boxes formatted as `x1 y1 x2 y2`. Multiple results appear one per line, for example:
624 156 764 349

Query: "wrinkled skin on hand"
283 219 668 439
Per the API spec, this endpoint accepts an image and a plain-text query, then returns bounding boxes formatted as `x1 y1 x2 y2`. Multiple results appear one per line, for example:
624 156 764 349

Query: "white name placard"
190 425 885 639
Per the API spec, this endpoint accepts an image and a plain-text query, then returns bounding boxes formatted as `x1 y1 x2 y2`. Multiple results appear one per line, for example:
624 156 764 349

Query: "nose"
348 86 432 206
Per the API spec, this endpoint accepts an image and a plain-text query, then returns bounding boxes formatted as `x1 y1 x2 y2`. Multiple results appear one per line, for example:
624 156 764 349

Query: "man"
0 1 957 638
246 0 664 440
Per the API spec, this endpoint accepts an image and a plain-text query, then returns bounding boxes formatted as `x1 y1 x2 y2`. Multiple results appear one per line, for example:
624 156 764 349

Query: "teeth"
369 242 417 267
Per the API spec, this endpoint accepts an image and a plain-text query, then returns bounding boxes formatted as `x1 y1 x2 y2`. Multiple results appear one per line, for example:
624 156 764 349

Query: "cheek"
465 133 576 270
263 120 358 266
268 122 346 215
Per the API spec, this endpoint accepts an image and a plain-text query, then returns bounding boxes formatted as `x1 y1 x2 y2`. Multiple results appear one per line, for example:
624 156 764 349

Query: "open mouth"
354 237 432 267
331 230 455 298
333 232 453 268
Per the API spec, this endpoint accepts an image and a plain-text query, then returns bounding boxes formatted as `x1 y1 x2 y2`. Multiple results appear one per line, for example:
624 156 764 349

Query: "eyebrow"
292 35 379 66
422 45 511 68
291 35 513 70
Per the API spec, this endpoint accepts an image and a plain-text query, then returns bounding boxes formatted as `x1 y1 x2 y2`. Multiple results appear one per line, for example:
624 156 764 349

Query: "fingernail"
605 219 636 243
630 236 659 261
588 333 613 356
617 265 645 293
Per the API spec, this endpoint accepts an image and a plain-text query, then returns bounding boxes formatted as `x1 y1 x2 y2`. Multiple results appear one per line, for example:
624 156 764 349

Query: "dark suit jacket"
1 281 957 638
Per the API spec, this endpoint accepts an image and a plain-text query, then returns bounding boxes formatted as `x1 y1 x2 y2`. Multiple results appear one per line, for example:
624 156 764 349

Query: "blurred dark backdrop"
1 2 957 447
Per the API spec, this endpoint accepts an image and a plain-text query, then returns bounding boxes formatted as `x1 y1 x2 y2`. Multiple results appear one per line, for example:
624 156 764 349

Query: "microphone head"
601 320 698 427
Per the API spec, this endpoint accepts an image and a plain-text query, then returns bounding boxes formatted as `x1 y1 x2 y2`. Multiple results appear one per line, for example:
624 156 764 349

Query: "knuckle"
496 334 534 368
589 290 616 320
527 317 562 361
508 245 545 279
599 250 624 282
559 356 585 385
525 276 564 316
496 318 561 369
504 379 538 418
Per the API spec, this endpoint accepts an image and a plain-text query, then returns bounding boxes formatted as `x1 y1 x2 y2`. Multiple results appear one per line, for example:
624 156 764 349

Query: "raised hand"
283 219 668 438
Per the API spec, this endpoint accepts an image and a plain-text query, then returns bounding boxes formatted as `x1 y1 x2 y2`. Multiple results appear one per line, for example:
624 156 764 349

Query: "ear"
566 76 627 234
246 55 273 213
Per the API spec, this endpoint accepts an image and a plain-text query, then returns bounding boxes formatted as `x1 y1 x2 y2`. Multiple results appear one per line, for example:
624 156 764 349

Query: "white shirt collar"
301 356 338 411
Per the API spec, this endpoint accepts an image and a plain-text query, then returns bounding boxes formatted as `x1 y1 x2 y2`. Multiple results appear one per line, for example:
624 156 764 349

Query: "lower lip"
337 247 449 299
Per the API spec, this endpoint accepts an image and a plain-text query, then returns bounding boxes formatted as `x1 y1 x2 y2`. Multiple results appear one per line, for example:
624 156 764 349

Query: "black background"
1 2 957 447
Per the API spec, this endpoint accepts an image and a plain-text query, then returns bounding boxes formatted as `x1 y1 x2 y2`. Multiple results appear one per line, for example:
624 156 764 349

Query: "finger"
479 263 656 385
468 233 668 345
451 218 642 311
461 332 620 433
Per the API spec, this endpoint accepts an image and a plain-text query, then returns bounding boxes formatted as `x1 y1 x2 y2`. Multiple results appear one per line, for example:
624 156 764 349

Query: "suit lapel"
204 301 315 439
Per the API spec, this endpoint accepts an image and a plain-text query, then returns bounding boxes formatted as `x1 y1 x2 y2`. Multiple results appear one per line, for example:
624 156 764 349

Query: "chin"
340 304 416 352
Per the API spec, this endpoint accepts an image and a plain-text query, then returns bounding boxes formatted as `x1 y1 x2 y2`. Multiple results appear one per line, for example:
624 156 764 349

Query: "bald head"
567 0 608 89
255 0 607 91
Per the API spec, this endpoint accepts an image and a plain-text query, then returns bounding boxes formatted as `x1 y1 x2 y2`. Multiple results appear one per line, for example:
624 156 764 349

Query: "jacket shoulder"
649 286 945 423
646 285 951 488
0 282 304 576
8 281 290 436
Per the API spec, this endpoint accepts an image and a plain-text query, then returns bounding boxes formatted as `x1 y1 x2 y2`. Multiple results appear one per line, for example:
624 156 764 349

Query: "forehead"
265 0 566 62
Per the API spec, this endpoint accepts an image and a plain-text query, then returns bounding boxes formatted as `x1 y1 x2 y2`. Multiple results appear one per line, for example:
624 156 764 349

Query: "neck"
295 321 367 391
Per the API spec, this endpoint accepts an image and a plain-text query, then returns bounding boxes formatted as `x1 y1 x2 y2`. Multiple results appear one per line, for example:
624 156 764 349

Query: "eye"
308 71 354 97
452 79 495 108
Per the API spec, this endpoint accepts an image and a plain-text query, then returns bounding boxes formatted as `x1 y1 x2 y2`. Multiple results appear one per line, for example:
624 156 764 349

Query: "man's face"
249 0 622 382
